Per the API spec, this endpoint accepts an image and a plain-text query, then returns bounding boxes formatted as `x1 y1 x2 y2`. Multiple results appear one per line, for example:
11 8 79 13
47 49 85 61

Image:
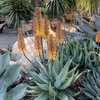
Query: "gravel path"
0 31 17 49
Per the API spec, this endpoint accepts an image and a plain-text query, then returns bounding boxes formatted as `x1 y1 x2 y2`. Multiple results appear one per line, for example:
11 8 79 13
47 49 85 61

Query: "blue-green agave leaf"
54 59 72 88
5 84 27 100
0 53 10 75
34 93 48 100
0 80 7 100
2 64 21 87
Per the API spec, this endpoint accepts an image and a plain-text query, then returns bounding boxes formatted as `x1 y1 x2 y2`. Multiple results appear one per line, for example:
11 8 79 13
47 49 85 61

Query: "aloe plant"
27 51 81 100
80 67 100 100
46 0 76 19
0 53 27 100
46 0 65 18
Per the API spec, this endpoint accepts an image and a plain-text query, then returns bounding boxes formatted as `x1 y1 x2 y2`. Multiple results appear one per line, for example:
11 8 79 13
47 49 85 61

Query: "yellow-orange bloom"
96 32 100 43
44 15 49 39
40 18 45 37
48 34 57 61
34 36 43 56
33 7 44 37
56 20 64 44
17 28 26 53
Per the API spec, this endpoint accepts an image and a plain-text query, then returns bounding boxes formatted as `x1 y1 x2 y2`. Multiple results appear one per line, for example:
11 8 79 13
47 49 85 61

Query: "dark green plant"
0 0 34 28
0 53 27 100
42 0 98 19
65 0 76 10
39 0 76 19
46 0 65 19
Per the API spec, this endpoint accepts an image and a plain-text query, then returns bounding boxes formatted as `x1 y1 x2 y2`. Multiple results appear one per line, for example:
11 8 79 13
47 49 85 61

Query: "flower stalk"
33 7 44 37
44 15 49 39
56 20 64 44
33 6 65 61
17 28 26 53
34 36 43 57
48 34 57 61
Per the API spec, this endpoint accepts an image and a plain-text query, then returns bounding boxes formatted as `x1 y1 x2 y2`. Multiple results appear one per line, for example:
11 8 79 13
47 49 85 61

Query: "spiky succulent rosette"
27 49 82 100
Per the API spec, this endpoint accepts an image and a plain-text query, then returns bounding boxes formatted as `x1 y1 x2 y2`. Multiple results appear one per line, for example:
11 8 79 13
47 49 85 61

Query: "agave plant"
46 0 76 18
0 0 34 28
27 51 81 100
46 0 65 18
0 53 27 100
80 67 100 100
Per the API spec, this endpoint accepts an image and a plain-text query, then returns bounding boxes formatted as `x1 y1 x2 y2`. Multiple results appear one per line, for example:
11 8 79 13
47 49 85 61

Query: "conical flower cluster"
17 29 27 53
33 8 65 61
17 28 26 53
56 20 64 44
34 36 43 56
33 7 45 37
48 34 57 61
44 15 50 39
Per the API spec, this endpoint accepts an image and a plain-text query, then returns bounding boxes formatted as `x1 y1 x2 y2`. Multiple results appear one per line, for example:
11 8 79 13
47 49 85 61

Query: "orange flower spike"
44 16 49 39
48 34 57 61
33 8 39 35
32 16 37 34
34 36 43 56
40 17 45 37
34 7 44 37
17 28 26 53
60 22 65 43
34 17 40 35
96 32 100 43
56 20 64 44
56 21 60 43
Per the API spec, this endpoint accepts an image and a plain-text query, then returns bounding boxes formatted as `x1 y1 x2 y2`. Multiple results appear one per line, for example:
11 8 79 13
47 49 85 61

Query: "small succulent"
81 67 100 100
27 51 81 100
0 53 27 100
